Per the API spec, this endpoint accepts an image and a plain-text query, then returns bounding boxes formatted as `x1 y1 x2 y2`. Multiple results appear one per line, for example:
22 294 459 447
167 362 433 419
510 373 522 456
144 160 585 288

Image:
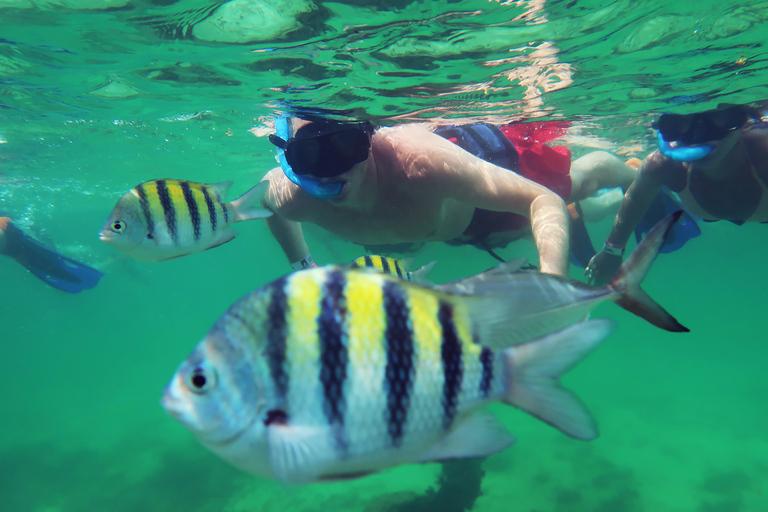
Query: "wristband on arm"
290 253 317 270
602 240 625 257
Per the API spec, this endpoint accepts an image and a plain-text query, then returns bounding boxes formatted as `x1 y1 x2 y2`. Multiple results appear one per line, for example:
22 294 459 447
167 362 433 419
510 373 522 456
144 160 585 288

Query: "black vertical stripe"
201 186 218 233
380 257 391 275
155 180 178 244
180 181 201 241
318 270 348 452
135 183 155 237
479 346 494 398
439 301 463 429
394 260 405 280
265 277 289 403
222 199 230 224
363 255 374 268
383 280 415 447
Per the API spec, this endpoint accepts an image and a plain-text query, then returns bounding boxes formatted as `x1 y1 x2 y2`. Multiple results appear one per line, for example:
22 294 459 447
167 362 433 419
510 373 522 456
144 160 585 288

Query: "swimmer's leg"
569 151 637 202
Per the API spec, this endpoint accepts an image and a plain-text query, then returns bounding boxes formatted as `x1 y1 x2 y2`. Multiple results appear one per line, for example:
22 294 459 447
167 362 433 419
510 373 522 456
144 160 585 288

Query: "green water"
1 1 767 511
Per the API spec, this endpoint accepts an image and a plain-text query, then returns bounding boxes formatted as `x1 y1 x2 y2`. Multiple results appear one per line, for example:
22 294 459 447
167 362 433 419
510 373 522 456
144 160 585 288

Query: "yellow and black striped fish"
100 179 271 261
163 264 615 484
349 254 435 282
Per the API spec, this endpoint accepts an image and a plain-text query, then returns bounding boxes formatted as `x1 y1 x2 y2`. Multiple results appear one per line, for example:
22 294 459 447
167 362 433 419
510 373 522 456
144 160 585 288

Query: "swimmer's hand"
585 250 622 287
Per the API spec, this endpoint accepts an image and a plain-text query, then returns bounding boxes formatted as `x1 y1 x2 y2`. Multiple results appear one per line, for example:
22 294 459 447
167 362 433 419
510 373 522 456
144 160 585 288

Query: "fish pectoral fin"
417 413 515 464
267 423 337 484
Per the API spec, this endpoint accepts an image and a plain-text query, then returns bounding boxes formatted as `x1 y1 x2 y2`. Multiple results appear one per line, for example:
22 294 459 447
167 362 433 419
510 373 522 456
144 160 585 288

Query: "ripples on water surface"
1 1 768 512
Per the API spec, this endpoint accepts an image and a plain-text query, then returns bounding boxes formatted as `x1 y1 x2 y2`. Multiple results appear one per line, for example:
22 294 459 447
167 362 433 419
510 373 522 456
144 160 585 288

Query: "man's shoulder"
261 169 306 215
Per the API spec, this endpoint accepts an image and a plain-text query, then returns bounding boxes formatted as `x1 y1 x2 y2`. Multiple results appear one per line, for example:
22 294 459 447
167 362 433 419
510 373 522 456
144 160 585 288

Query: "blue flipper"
634 188 700 253
9 229 103 293
569 203 597 269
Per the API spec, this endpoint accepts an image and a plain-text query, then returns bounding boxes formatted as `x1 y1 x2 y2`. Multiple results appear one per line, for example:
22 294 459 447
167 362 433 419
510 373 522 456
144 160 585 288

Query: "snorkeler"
586 103 768 287
261 112 638 277
0 217 103 293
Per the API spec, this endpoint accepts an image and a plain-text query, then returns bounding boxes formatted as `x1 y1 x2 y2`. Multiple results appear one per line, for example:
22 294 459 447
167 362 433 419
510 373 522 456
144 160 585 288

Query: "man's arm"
586 151 679 286
260 170 315 269
265 214 313 268
407 129 570 275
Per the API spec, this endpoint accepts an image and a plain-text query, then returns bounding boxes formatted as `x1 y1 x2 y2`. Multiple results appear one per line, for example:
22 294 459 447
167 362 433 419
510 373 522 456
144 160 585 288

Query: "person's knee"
589 151 625 172
571 151 622 200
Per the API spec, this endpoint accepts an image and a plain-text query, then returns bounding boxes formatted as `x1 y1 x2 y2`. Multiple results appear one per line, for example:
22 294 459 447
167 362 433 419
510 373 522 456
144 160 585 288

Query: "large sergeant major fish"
99 179 271 262
162 262 616 483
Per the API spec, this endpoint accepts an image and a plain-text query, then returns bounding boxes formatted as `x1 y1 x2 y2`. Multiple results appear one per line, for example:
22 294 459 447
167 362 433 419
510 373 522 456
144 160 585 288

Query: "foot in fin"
568 202 597 268
3 222 102 293
634 188 700 253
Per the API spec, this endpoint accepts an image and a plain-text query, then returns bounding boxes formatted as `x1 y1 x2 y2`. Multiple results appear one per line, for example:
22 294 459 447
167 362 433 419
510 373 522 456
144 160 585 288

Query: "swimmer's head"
654 104 760 162
269 116 374 200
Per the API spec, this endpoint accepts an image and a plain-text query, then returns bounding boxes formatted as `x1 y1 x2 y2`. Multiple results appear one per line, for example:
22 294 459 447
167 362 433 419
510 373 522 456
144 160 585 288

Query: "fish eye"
185 366 217 394
111 220 126 233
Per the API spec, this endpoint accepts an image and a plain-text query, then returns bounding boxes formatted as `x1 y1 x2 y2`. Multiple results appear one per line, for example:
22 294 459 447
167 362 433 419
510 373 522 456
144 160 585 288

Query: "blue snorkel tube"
656 130 714 162
274 117 344 200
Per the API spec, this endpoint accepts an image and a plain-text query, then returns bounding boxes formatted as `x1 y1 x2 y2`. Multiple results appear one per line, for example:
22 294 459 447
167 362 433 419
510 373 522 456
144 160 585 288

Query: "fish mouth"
161 387 184 419
98 230 113 243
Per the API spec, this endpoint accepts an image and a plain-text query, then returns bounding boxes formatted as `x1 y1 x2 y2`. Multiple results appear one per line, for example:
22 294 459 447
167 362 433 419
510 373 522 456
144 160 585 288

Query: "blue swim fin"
7 226 103 293
569 203 597 268
634 188 700 253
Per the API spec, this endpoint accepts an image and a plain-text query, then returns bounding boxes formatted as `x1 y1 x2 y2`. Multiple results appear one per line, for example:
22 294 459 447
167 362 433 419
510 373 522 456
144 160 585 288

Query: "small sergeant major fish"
349 255 436 283
99 179 271 262
162 262 616 484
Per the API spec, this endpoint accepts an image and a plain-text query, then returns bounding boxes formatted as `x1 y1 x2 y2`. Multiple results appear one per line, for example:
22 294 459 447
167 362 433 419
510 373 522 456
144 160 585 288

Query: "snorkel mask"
270 117 374 200
654 105 751 162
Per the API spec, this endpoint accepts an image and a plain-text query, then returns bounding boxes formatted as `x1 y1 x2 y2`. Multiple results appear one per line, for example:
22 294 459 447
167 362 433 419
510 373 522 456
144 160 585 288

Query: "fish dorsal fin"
228 181 272 222
418 413 514 463
210 180 234 199
440 262 606 349
435 258 530 295
267 423 337 484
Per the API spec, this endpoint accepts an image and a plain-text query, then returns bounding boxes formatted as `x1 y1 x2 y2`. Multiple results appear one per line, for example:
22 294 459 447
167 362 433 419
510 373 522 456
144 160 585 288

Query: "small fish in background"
162 261 616 484
100 179 271 262
348 254 436 283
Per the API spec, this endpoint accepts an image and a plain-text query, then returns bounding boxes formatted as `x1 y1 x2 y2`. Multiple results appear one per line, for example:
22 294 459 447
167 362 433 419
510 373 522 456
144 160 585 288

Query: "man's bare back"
266 126 554 244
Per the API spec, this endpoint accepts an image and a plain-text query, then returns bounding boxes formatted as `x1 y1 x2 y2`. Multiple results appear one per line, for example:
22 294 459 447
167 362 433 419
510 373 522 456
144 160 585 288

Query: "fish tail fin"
500 319 615 440
608 211 689 332
229 181 273 222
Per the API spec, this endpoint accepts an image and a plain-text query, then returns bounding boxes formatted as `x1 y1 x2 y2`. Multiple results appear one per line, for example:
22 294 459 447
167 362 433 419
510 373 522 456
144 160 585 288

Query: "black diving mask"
653 105 750 146
269 121 374 178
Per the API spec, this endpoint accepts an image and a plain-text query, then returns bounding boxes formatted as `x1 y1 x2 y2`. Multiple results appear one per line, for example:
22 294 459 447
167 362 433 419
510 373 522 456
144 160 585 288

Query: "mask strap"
656 131 714 162
274 116 343 200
